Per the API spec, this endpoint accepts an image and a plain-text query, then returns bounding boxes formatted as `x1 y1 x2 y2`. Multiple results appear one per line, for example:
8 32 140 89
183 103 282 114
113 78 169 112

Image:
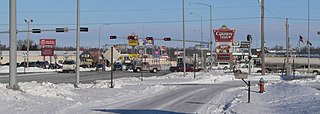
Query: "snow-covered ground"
0 68 319 113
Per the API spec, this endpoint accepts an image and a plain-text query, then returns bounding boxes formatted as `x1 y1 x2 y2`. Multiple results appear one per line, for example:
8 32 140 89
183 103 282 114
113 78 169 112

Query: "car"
48 63 62 69
122 63 133 70
178 63 202 72
216 62 230 70
95 64 104 71
62 60 76 73
113 62 122 71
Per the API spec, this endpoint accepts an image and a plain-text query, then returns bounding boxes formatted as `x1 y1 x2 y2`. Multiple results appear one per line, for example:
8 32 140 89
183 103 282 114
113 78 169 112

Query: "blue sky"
0 0 320 48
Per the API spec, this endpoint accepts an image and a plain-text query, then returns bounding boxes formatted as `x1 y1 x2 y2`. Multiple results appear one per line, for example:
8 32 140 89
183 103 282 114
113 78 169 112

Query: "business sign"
128 40 138 46
161 46 166 51
217 45 231 50
214 25 235 42
41 48 54 56
232 41 240 47
40 39 56 46
240 41 250 48
128 33 139 46
216 53 231 61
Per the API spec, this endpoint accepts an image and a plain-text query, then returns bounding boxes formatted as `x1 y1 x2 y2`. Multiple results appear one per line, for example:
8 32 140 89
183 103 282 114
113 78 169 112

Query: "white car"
216 62 230 70
62 60 76 73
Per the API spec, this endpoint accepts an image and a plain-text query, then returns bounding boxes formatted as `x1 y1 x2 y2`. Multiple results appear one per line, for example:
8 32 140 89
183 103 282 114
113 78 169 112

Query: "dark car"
113 63 122 71
178 63 202 72
95 64 104 71
48 63 62 69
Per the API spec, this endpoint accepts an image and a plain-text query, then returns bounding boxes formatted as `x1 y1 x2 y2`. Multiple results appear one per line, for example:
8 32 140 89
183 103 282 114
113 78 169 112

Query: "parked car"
178 63 202 72
48 63 62 69
113 62 123 71
62 60 76 73
95 64 104 71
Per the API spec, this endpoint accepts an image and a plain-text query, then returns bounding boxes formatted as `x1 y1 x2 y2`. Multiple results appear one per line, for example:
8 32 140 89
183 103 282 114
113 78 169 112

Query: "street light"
193 2 213 70
190 12 204 69
24 18 33 68
182 0 186 76
98 23 109 65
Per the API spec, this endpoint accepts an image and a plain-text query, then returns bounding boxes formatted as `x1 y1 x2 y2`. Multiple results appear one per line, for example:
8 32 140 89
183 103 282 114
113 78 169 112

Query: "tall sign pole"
8 0 19 90
209 5 213 70
75 0 80 87
261 0 266 75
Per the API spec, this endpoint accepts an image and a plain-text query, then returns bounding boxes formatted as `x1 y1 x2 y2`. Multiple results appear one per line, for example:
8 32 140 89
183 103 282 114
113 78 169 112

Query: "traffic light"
80 27 89 32
248 56 252 60
146 37 153 40
163 38 171 41
32 29 41 33
246 34 252 41
128 36 134 40
110 36 117 39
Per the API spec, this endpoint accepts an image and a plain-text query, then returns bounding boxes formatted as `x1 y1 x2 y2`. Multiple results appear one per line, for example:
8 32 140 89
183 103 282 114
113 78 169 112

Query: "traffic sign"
103 47 121 62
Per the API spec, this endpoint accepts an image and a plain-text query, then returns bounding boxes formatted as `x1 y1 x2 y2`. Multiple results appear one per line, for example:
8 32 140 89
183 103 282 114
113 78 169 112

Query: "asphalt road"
92 81 253 114
0 70 171 84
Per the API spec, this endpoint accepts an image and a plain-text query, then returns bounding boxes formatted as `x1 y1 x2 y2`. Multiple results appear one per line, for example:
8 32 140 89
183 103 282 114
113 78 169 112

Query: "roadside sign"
128 40 138 46
40 39 56 46
232 41 240 47
41 48 54 56
240 41 250 48
103 47 121 62
214 25 236 42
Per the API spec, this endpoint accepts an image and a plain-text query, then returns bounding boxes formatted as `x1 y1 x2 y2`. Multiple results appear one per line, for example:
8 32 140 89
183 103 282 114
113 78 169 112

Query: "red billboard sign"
41 48 54 56
217 53 231 61
40 39 56 46
214 25 235 42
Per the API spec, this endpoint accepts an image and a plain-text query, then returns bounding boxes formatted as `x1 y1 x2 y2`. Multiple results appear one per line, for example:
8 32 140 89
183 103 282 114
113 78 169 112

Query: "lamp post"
194 2 213 70
98 23 109 65
182 0 186 76
24 19 33 68
190 12 204 69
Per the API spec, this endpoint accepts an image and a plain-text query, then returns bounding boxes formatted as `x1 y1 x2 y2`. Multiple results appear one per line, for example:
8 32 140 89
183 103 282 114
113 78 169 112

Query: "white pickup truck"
235 64 262 73
293 65 320 74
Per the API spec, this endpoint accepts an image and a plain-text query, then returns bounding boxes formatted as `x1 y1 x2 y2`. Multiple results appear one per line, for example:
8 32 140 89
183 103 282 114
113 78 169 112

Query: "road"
91 81 254 114
0 70 171 84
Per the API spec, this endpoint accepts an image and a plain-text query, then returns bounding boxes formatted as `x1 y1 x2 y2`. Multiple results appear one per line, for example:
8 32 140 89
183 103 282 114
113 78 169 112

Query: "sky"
0 0 320 49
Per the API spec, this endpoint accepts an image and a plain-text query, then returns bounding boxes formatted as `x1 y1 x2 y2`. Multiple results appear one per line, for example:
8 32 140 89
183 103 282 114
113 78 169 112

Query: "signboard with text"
216 53 231 61
40 39 56 46
41 48 54 56
214 25 235 42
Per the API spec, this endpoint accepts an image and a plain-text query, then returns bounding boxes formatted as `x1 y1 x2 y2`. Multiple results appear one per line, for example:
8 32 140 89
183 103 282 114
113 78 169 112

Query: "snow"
0 68 319 113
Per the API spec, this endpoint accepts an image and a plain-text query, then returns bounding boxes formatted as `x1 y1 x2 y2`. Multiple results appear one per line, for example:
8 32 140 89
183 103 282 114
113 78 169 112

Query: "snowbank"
201 81 320 114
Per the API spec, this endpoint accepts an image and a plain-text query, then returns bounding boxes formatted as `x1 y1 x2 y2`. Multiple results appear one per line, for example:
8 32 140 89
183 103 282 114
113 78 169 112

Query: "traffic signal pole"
7 0 19 90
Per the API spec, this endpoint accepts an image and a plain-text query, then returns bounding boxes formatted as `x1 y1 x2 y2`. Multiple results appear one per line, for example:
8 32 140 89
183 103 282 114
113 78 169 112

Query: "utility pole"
286 18 290 75
182 0 186 76
7 0 19 90
261 0 266 75
307 0 310 73
24 19 33 68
